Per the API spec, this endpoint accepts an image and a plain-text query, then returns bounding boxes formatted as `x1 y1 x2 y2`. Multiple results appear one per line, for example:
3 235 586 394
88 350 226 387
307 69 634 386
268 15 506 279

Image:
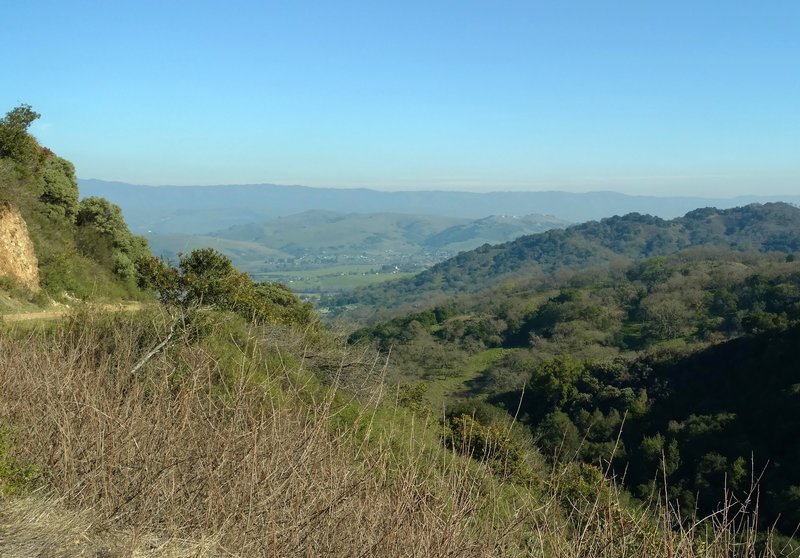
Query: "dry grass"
0 309 791 557
0 496 219 557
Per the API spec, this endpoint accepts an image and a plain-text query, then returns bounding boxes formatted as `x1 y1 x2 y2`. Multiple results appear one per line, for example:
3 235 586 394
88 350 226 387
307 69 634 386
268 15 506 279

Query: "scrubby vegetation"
349 247 800 546
137 247 317 327
0 105 149 302
1 308 793 556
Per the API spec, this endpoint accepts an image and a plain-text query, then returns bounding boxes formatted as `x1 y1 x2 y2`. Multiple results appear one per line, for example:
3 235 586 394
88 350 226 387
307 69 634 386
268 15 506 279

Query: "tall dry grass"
0 309 791 556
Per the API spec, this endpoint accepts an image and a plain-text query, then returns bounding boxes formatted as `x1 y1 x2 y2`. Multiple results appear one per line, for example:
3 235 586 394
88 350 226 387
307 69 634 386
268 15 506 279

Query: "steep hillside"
510 320 800 535
330 203 800 318
348 245 800 540
0 105 150 305
617 325 800 533
1 303 788 555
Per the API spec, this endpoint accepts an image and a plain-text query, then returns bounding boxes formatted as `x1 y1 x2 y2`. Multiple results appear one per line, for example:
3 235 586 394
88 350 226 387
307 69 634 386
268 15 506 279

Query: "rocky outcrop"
0 201 40 291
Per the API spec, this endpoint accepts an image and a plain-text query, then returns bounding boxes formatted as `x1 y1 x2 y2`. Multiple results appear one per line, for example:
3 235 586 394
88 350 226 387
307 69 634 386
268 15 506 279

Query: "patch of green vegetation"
0 426 39 495
419 348 510 409
254 265 415 293
137 247 317 328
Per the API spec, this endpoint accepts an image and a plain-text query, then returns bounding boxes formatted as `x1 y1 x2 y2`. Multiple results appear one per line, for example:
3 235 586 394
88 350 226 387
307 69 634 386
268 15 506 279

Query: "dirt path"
2 309 68 322
2 303 145 323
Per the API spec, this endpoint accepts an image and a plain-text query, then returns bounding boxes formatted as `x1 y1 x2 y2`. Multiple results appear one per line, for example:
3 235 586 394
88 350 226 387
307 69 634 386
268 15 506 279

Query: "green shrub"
138 248 317 328
0 426 38 495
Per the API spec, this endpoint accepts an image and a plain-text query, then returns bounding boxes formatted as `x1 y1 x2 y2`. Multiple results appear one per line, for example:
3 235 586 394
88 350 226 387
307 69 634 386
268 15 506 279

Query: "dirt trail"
2 302 145 323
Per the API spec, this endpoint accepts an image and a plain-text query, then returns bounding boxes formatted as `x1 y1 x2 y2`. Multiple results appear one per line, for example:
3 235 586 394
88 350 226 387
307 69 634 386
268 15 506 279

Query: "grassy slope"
145 233 291 266
409 348 512 410
0 308 785 556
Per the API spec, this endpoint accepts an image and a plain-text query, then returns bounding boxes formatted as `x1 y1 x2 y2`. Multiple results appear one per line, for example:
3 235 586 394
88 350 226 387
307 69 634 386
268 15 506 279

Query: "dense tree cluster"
0 105 42 171
75 196 150 280
518 326 800 533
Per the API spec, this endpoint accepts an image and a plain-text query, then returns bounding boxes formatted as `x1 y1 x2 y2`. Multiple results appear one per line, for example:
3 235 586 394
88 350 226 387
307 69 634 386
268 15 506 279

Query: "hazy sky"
2 1 798 196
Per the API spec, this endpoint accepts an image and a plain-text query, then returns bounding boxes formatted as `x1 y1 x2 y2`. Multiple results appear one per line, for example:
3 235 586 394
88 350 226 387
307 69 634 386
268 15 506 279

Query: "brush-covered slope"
2 304 789 556
348 244 800 541
0 105 150 306
617 324 800 533
330 203 800 317
351 242 800 548
511 319 800 535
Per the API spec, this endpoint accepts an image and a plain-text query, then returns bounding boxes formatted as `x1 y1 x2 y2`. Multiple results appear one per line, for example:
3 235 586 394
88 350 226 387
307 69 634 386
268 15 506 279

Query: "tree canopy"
137 248 317 327
0 105 42 170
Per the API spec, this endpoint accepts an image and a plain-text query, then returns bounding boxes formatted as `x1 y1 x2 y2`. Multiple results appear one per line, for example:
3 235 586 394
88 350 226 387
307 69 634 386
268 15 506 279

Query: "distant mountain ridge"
79 179 800 234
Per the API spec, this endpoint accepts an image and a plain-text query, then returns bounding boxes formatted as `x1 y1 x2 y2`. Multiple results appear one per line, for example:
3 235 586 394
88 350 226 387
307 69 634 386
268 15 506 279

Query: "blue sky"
2 0 798 196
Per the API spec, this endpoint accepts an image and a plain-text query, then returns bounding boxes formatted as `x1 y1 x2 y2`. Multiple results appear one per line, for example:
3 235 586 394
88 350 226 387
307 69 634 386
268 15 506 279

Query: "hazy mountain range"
79 179 800 235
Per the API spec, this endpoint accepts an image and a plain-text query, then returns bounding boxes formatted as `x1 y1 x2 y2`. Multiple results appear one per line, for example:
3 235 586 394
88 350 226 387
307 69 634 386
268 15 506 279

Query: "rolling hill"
145 210 571 283
344 213 800 539
329 203 800 317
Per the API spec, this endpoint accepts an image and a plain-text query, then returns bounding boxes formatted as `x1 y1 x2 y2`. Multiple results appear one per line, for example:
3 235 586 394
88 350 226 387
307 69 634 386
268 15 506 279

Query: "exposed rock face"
0 201 40 291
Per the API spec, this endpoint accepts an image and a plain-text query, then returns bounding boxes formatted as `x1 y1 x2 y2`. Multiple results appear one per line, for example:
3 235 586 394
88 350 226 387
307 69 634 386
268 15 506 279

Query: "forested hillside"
330 203 800 321
349 245 800 540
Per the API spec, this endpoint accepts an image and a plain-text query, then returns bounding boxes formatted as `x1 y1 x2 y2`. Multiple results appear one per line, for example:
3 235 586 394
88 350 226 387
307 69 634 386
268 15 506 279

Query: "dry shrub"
0 309 791 557
0 310 532 556
0 496 218 557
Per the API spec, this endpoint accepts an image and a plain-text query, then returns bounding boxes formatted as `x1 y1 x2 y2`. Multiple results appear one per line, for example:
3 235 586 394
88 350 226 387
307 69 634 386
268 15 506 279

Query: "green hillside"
348 246 800 541
329 203 800 321
208 210 569 256
144 233 292 269
0 105 150 307
212 210 466 250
